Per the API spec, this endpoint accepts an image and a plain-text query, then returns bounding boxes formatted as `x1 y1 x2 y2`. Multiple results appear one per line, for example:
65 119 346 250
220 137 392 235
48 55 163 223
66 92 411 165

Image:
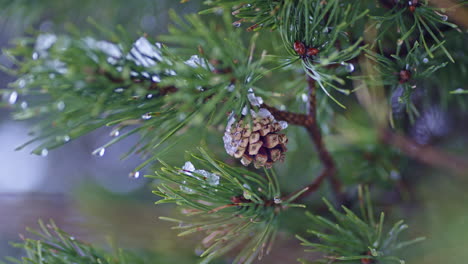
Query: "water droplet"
69 236 75 241
8 91 18 105
114 87 124 93
278 121 288 130
109 129 120 137
56 101 65 111
440 15 448 21
41 149 48 157
141 113 152 120
397 39 403 46
226 83 235 92
182 161 195 172
32 52 39 60
346 63 355 72
129 171 140 179
49 73 55 79
274 197 282 204
18 79 26 88
20 101 28 109
146 94 154 99
151 75 161 83
93 147 105 157
422 58 429 63
232 20 242 28
63 135 71 142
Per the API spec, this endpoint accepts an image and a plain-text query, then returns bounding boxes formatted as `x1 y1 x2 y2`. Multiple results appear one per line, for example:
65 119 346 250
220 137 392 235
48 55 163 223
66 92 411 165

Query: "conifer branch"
380 129 468 175
262 76 342 202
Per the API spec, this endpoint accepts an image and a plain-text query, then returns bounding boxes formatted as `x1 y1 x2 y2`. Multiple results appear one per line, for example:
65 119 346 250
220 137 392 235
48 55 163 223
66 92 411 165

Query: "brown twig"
263 77 343 203
380 129 468 175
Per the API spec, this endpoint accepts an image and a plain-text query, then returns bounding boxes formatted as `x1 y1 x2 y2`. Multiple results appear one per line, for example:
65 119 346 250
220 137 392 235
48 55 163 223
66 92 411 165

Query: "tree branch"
380 129 468 175
263 77 343 203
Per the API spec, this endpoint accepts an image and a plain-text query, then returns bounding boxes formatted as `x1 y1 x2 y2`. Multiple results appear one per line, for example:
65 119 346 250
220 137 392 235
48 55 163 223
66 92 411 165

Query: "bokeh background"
1 1 468 263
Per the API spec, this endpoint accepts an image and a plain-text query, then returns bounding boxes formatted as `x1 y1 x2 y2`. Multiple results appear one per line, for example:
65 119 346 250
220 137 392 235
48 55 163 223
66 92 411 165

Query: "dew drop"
8 91 18 105
129 171 140 179
151 75 161 83
93 147 106 157
41 149 48 157
18 79 26 88
56 101 65 111
440 15 448 21
274 197 282 204
422 58 429 63
69 236 75 241
232 20 242 28
63 135 71 142
146 94 154 99
109 129 120 137
345 63 355 72
32 52 39 60
114 87 124 93
20 101 28 109
397 39 403 46
141 113 152 120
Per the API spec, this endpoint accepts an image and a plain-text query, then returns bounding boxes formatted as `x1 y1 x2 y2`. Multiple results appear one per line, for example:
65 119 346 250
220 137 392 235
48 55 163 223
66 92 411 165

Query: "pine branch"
3 220 150 264
150 148 303 264
380 129 468 175
297 187 425 264
261 76 343 202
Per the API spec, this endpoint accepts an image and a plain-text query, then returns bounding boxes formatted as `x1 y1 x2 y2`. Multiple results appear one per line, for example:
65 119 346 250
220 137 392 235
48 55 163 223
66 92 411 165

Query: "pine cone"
223 109 288 169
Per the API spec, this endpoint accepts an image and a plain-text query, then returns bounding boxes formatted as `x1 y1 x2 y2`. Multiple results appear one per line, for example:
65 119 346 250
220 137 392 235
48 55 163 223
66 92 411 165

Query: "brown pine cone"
223 109 288 169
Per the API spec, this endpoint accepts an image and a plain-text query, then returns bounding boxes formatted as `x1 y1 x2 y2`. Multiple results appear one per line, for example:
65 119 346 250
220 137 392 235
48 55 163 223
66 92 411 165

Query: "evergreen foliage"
1 0 467 263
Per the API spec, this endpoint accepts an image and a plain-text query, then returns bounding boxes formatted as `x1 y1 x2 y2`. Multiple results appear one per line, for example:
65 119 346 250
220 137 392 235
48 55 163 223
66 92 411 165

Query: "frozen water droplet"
453 88 465 94
256 108 272 119
247 90 264 106
56 101 65 111
110 129 120 137
8 91 18 105
141 113 152 120
129 171 140 179
41 149 48 157
233 20 242 27
182 161 195 172
127 37 162 67
206 172 220 186
274 197 282 204
184 55 214 70
278 121 288 130
93 147 106 157
180 185 195 194
226 83 235 92
422 58 429 63
178 113 187 121
18 79 26 88
151 75 161 83
20 101 28 109
35 34 57 52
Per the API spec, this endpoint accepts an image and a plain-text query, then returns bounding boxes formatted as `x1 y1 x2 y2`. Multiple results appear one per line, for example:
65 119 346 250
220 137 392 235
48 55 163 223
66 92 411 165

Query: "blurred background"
0 1 468 263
